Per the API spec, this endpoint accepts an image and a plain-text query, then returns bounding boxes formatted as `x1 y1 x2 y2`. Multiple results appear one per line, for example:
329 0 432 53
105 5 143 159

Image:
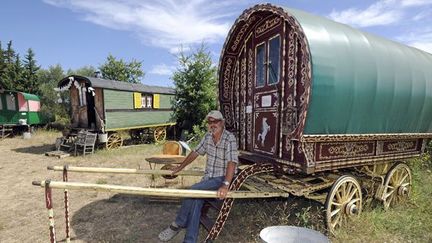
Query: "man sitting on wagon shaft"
158 110 238 243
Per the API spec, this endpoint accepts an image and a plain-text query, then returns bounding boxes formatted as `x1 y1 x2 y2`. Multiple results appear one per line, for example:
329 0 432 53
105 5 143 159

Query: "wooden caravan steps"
200 174 291 232
199 171 340 231
200 199 223 232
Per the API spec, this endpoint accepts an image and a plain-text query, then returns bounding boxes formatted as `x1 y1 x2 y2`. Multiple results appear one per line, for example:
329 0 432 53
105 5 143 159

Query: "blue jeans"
175 176 224 243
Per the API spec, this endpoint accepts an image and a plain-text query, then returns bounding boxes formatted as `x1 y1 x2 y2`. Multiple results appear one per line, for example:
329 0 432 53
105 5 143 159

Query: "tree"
37 64 69 124
0 41 19 90
21 48 41 94
67 65 97 77
10 53 24 90
171 44 218 133
98 54 144 83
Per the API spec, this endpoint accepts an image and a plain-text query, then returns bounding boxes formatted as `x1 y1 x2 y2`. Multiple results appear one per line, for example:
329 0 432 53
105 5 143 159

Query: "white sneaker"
158 224 181 242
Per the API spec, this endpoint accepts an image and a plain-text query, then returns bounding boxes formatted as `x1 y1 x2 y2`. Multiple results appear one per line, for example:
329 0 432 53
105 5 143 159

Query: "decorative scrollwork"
255 17 281 36
387 141 415 152
222 57 234 100
231 16 257 52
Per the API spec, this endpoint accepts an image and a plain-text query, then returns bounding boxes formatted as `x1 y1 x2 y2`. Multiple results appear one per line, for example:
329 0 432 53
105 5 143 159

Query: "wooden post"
44 180 57 243
34 180 289 199
47 165 204 176
62 166 71 243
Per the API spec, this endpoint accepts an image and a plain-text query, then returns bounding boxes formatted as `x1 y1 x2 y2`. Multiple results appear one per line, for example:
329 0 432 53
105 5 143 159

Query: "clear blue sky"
1 0 431 87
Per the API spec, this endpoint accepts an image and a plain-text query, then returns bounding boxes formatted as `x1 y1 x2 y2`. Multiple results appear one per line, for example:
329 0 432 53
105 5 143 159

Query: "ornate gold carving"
234 61 240 131
231 16 257 52
222 57 233 100
247 100 252 146
255 17 281 36
247 49 253 95
223 103 233 127
287 32 296 88
301 142 315 167
387 141 415 151
328 144 369 156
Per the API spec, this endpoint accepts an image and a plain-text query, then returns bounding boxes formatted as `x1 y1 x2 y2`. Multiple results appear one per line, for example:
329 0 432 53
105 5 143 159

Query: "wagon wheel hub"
345 200 359 216
398 185 408 196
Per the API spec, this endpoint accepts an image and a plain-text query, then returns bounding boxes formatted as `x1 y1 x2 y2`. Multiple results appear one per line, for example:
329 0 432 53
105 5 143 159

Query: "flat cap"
206 110 224 120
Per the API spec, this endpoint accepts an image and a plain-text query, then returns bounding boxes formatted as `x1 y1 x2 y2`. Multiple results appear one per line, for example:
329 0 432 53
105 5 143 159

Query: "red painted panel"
18 93 28 111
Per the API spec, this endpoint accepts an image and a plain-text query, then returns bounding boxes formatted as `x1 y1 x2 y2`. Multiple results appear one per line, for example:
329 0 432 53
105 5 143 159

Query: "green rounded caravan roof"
2 90 40 101
284 7 432 134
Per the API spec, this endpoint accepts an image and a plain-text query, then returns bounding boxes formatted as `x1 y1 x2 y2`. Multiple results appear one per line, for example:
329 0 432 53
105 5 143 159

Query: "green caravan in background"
0 90 44 137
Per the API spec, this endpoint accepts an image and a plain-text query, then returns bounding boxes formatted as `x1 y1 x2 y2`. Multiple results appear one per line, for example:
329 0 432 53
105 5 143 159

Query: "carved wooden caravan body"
218 4 432 173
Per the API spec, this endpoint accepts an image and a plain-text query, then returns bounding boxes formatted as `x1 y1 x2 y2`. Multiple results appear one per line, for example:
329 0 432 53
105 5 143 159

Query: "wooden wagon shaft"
47 165 204 176
32 180 289 199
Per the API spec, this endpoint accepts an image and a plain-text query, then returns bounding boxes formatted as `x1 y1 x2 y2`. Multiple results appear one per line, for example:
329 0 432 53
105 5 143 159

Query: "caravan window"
140 94 153 108
268 35 280 85
256 42 266 87
79 86 87 106
6 94 16 110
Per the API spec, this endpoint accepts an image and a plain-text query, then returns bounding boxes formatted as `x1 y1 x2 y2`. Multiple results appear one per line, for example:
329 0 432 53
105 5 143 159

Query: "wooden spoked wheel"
161 164 178 179
381 162 412 210
153 127 167 143
106 133 123 150
325 175 362 234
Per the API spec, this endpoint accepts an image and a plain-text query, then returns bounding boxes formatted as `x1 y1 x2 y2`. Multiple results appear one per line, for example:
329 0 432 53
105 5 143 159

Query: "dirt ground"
0 130 325 243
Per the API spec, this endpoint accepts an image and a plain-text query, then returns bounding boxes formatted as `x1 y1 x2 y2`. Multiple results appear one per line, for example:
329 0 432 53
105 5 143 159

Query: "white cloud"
412 9 431 20
149 63 176 75
398 29 432 53
43 0 242 50
328 0 432 54
401 0 432 7
328 0 432 27
329 1 402 27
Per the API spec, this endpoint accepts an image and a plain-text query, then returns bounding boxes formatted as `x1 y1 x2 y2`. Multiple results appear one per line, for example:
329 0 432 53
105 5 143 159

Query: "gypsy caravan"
218 3 432 234
0 89 43 138
57 75 176 149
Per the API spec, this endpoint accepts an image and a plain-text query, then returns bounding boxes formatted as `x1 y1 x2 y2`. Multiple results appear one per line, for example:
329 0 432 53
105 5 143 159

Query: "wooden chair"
162 140 183 155
74 132 97 156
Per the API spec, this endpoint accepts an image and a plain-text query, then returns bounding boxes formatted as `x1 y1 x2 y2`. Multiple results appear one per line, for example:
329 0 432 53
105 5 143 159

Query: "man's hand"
171 165 183 176
217 185 229 199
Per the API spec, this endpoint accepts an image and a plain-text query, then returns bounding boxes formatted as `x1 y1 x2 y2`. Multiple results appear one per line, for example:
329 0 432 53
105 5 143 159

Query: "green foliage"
67 65 97 77
172 44 218 133
20 48 41 94
99 54 144 83
0 40 21 90
37 64 70 124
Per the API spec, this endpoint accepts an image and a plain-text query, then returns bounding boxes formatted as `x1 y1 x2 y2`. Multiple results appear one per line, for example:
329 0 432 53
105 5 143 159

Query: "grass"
17 129 432 242
333 156 432 243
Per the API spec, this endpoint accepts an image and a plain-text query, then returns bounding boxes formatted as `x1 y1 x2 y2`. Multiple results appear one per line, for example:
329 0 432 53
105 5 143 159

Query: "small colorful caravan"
0 89 43 137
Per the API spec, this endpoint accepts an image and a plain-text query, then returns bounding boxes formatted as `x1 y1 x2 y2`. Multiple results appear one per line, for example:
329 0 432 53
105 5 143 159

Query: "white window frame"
146 96 152 108
6 94 16 110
